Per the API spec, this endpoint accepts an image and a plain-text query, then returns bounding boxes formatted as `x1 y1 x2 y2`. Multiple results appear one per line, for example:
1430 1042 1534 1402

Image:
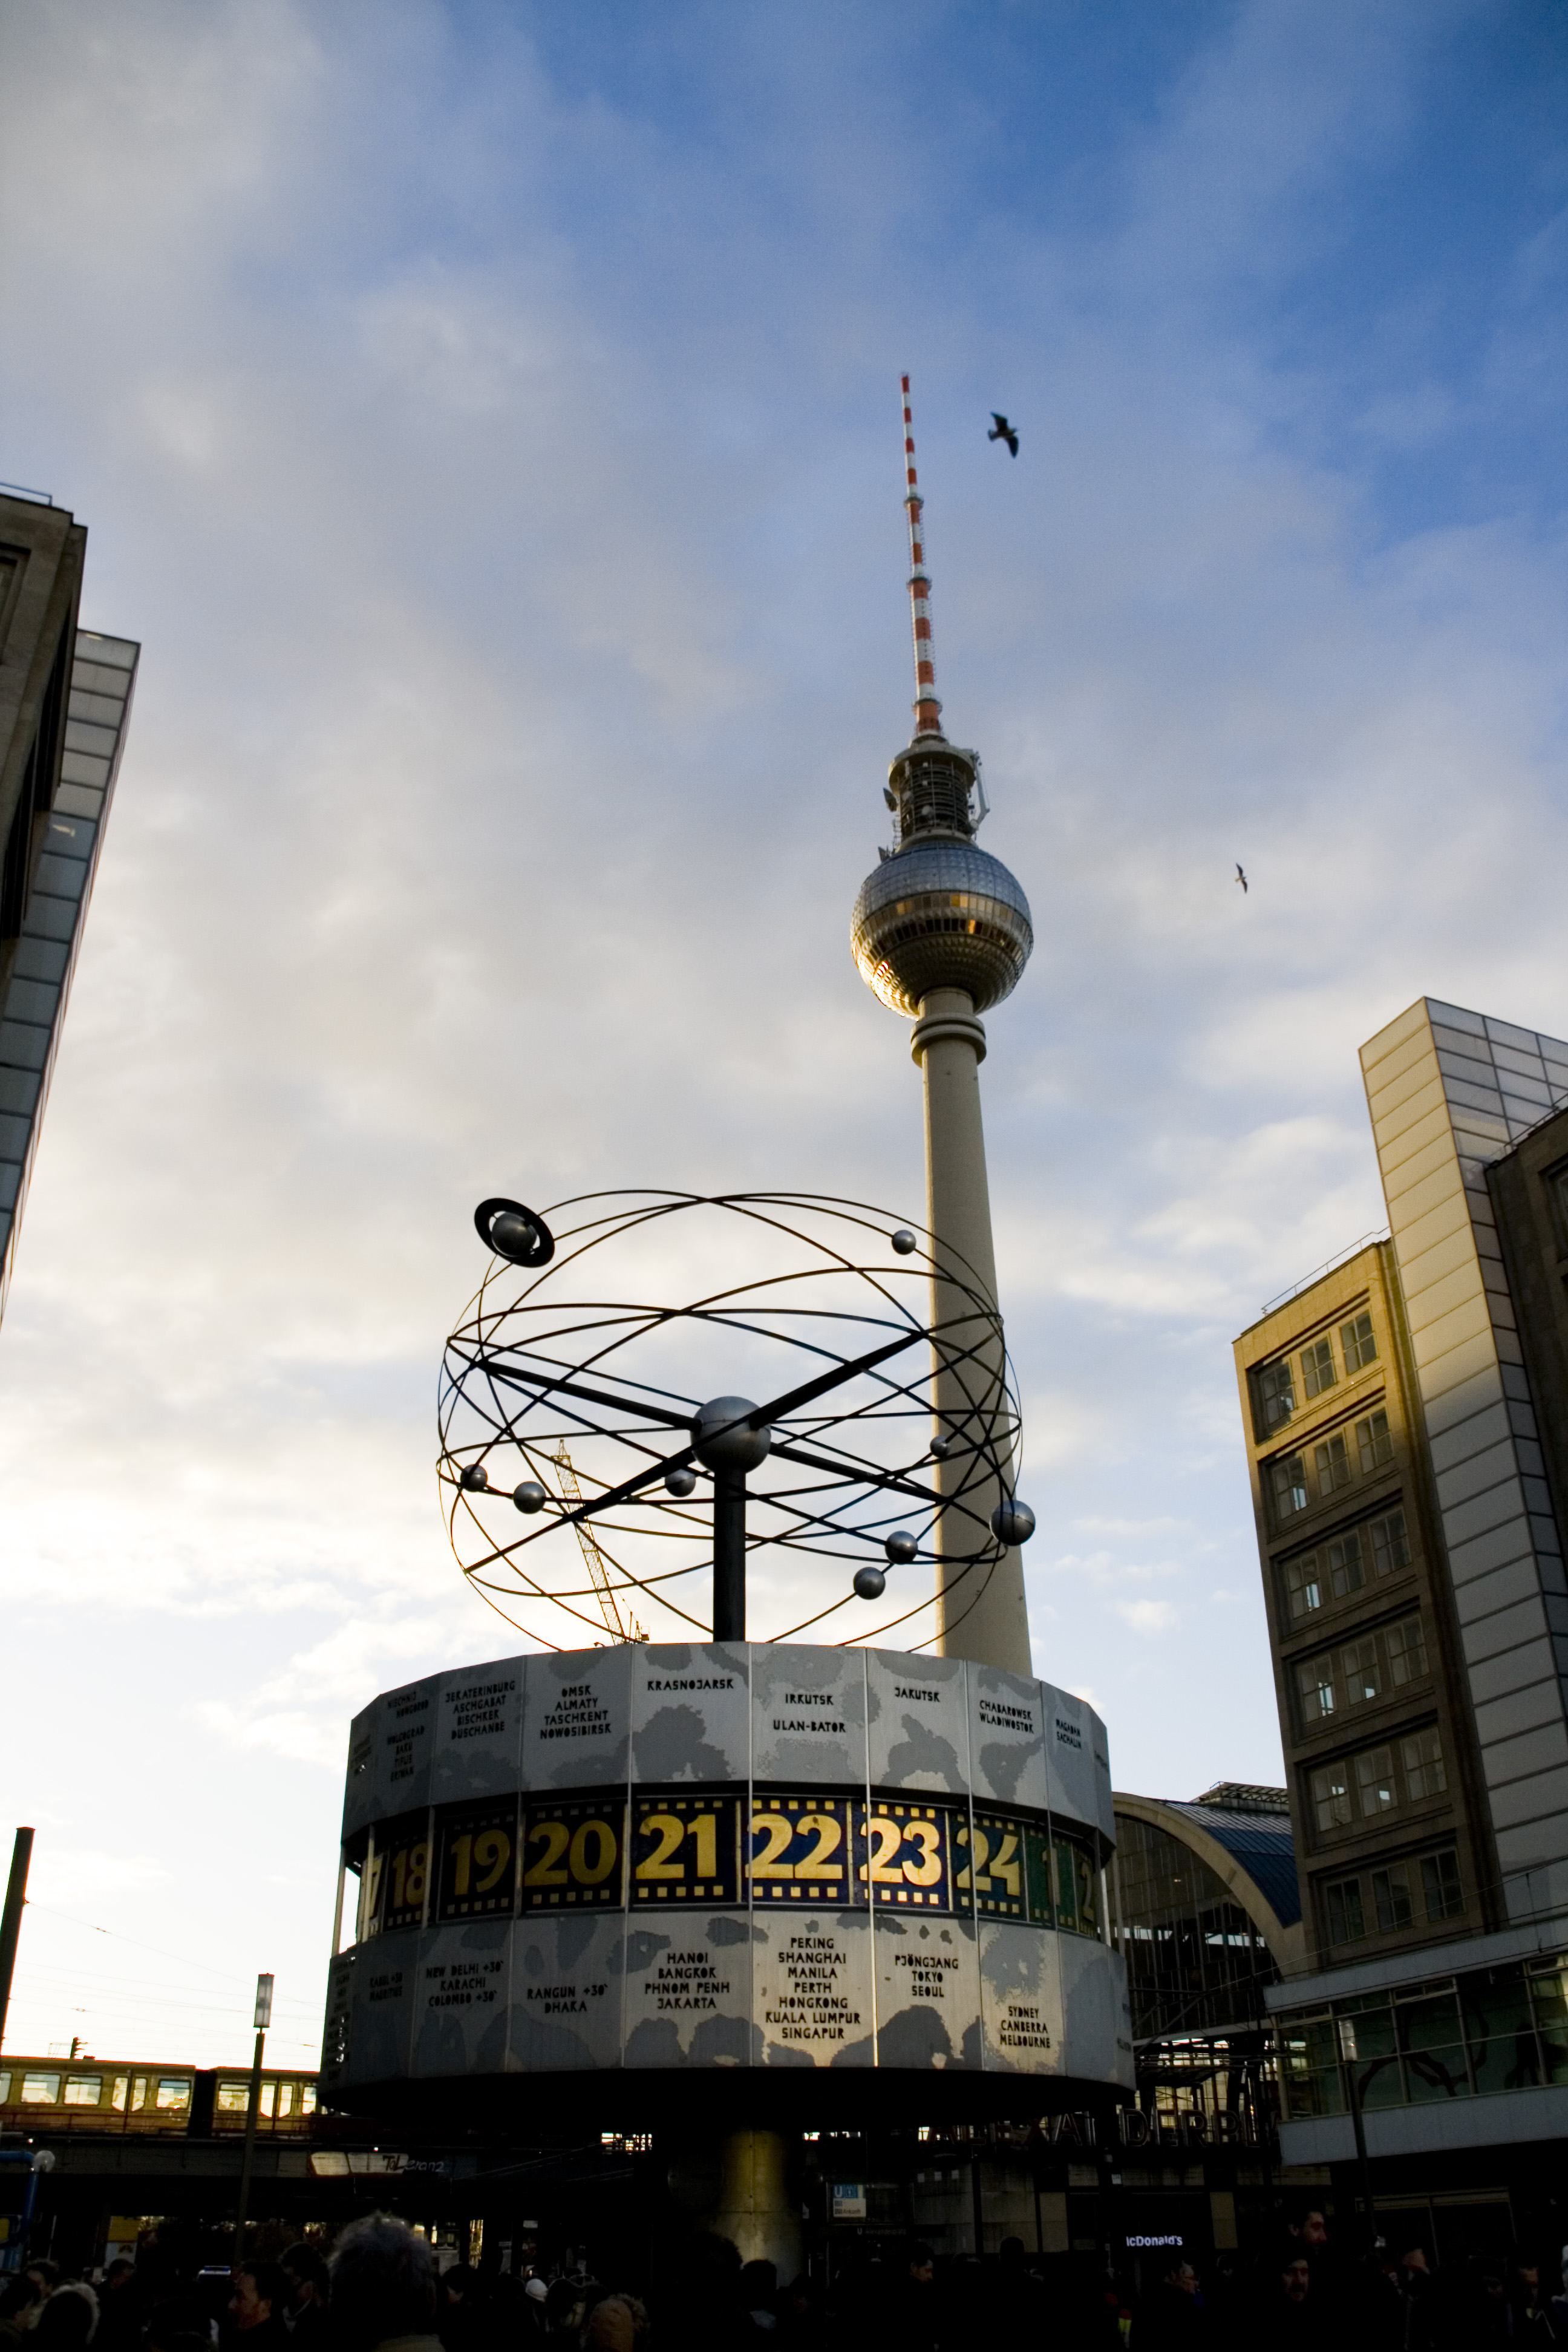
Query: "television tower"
851 376 1035 1675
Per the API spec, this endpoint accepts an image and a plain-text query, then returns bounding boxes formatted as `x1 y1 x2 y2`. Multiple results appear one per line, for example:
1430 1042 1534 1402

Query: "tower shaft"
901 374 943 740
913 989 1031 1675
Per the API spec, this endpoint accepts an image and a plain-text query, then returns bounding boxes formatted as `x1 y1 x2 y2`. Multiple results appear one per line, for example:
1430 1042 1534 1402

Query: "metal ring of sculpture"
437 1190 1028 1655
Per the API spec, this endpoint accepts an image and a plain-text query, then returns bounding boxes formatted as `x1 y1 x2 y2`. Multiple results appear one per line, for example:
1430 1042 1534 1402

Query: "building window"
1387 1615 1428 1687
1339 1637 1382 1706
1422 1849 1463 1922
1312 1762 1352 1832
1325 1878 1365 1944
1357 1409 1393 1475
1299 1656 1336 1724
1357 1746 1397 1817
1372 1867 1413 1933
1342 1311 1378 1372
1258 1358 1296 1432
1402 1728 1447 1802
1371 1508 1410 1576
1284 1553 1323 1618
1328 1529 1365 1598
1272 1454 1309 1520
1315 1432 1351 1497
62 2076 101 2107
1302 1337 1337 1399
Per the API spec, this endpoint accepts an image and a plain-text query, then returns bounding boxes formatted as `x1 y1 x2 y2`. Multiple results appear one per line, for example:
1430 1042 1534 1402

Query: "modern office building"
1234 998 1568 2196
0 486 137 1320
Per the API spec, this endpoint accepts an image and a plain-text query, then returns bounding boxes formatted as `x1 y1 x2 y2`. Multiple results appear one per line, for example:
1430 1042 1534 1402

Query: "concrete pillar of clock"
911 985 1033 1676
712 2128 801 2277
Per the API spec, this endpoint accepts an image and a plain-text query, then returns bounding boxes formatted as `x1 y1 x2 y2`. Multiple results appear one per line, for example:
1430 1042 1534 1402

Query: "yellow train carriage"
0 2059 319 2137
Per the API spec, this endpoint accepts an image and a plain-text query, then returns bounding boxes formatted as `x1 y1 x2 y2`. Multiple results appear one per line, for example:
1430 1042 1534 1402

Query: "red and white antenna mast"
901 374 943 740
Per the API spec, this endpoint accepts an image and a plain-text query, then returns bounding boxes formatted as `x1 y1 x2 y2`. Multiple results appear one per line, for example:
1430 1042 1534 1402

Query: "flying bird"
988 413 1019 457
1236 864 1248 893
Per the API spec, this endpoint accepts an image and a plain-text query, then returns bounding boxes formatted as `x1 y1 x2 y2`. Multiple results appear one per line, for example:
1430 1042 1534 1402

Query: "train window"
111 2077 129 2111
300 2085 317 2115
258 2083 276 2118
21 2074 60 2103
276 2083 295 2116
155 2079 191 2111
0 2073 10 2102
215 2083 250 2112
63 2077 102 2106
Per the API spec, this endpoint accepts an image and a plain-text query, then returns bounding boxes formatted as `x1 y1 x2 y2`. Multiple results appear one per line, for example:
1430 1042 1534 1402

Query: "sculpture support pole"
713 1469 746 1641
912 985 1031 1676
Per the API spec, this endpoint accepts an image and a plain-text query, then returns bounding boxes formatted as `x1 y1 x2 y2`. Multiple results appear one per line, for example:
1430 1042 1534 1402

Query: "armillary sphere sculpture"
438 1191 1036 1653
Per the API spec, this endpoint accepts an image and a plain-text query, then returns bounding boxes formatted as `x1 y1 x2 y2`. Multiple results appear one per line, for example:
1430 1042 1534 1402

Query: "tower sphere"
690 1395 771 1474
852 832 1033 1018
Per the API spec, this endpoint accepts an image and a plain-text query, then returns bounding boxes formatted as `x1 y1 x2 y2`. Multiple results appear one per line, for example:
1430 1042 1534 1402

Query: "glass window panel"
215 2083 250 2112
155 2079 191 2111
1399 1994 1469 2103
1401 1730 1446 1802
1372 1868 1412 1933
62 2076 101 2106
1272 1455 1308 1518
109 2076 128 2112
20 2074 60 2103
1463 1973 1541 2094
1529 1962 1568 2083
301 2085 318 2115
1298 1656 1336 1724
1284 1555 1322 1618
1329 1532 1365 1598
1371 1510 1410 1575
1302 1338 1336 1399
1312 1763 1352 1832
1315 1432 1351 1497
1387 1615 1427 1687
1258 1359 1296 1431
0 2073 11 2103
1279 2017 1345 2117
1342 1312 1378 1372
1356 1747 1397 1816
1341 1638 1381 1705
1340 2000 1402 2109
1422 1849 1463 1923
1357 1410 1393 1474
1325 1878 1365 1943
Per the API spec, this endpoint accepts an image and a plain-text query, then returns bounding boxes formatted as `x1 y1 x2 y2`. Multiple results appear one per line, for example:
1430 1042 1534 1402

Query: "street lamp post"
235 1973 274 2267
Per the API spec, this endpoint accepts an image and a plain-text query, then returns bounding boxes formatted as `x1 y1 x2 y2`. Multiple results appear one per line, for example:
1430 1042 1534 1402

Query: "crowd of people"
0 2202 1558 2349
1128 2204 1568 2348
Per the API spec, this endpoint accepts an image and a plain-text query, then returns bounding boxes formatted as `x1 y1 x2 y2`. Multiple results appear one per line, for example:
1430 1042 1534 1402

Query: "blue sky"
2 0 1567 2063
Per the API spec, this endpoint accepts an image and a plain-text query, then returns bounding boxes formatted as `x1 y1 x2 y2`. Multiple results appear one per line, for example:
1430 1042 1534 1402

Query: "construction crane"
548 1443 647 1644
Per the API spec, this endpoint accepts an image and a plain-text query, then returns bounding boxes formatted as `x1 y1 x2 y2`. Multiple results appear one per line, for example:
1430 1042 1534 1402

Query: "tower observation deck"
851 377 1036 1676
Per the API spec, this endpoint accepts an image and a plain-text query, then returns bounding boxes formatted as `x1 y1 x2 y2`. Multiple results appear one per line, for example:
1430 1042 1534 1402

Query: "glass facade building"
0 486 137 1319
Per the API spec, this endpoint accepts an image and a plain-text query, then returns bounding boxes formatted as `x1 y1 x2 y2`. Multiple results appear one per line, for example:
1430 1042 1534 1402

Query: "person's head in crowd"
582 2296 645 2352
436 2269 472 2309
36 2286 99 2350
280 2249 328 2313
229 2267 289 2336
999 2239 1028 2271
25 2265 60 2301
1163 2262 1198 2297
521 2282 547 2311
1399 2243 1430 2279
0 2279 42 2324
1287 2207 1328 2249
327 2221 436 2352
906 2244 935 2288
738 2262 775 2314
101 2265 134 2297
1279 2256 1311 2305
